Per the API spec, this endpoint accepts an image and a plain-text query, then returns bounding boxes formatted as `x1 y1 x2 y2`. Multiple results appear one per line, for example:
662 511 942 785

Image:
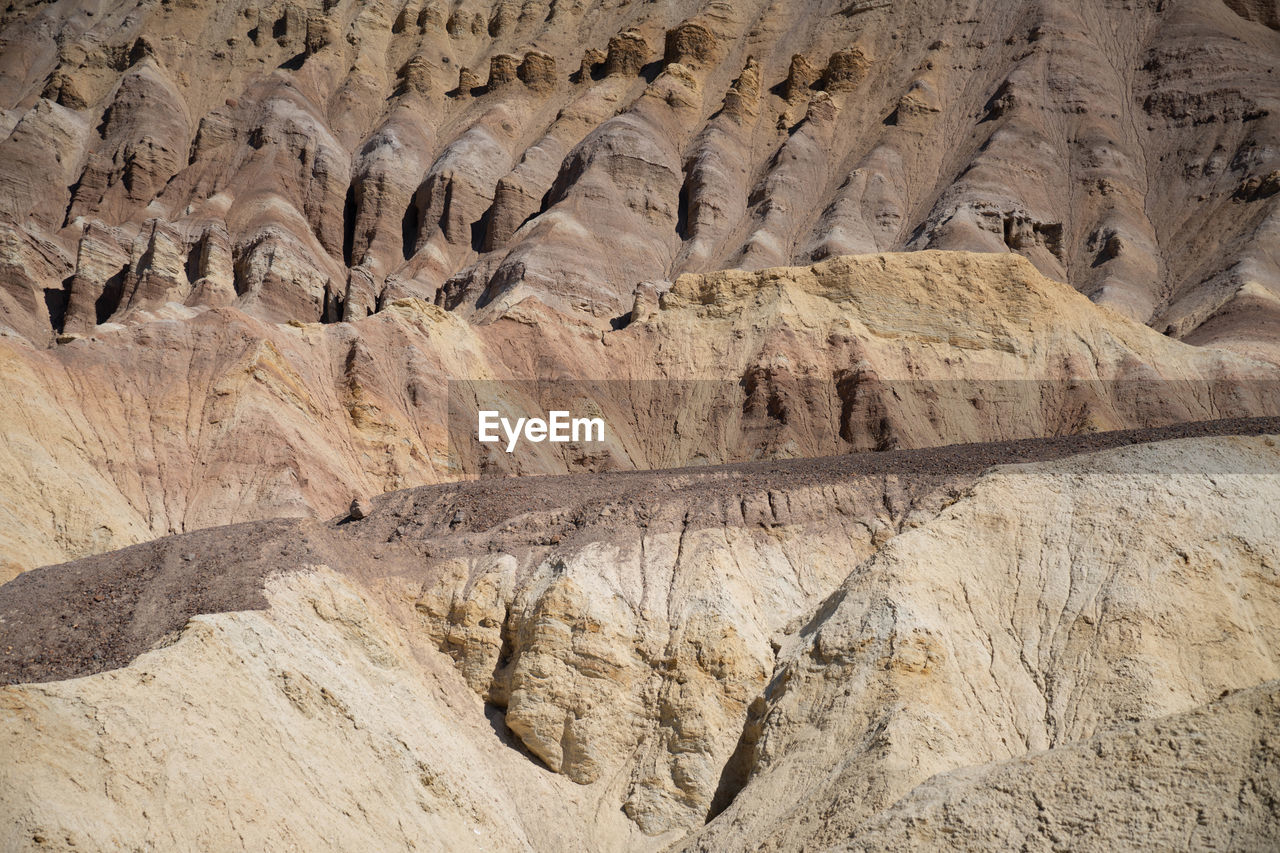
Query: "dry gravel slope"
3 251 1279 579
1 430 1278 850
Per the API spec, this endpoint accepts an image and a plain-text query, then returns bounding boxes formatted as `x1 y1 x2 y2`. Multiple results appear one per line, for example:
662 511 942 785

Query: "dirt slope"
2 428 1278 849
4 251 1279 579
0 0 1276 348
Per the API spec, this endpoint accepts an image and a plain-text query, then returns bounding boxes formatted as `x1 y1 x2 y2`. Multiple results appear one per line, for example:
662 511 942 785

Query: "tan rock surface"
2 252 1278 578
0 1 1277 848
1 434 1278 849
0 0 1276 582
1 567 646 852
843 679 1280 851
680 435 1280 850
0 0 1275 346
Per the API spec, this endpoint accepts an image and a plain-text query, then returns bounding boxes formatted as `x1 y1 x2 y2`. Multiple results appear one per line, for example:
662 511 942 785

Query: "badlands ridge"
3 423 1279 849
0 0 1278 849
3 251 1280 577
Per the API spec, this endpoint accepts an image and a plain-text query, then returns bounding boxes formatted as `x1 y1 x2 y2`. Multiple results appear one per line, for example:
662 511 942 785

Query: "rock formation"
2 431 1278 848
2 252 1277 578
0 0 1275 343
0 1 1278 848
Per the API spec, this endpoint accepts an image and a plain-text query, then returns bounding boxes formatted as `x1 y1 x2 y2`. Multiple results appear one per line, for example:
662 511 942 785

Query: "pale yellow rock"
844 678 1280 851
0 568 647 851
3 437 1277 850
680 435 1280 851
415 488 878 834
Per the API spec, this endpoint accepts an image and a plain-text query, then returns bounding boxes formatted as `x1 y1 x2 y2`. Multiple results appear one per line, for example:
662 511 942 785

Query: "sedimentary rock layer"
0 0 1276 350
2 252 1278 577
2 431 1277 849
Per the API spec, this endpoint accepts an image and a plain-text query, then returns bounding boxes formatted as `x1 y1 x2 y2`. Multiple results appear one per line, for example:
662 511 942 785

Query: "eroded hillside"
3 251 1279 577
3 427 1278 849
0 0 1278 575
2 1 1279 849
0 0 1277 347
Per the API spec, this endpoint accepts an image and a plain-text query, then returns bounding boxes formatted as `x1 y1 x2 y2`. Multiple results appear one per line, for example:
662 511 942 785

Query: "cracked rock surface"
2 432 1278 849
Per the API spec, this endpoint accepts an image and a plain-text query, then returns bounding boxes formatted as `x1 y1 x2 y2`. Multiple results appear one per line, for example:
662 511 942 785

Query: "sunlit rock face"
0 0 1276 342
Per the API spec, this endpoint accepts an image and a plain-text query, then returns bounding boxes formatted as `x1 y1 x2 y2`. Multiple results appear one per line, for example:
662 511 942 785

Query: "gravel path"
3 416 1278 686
